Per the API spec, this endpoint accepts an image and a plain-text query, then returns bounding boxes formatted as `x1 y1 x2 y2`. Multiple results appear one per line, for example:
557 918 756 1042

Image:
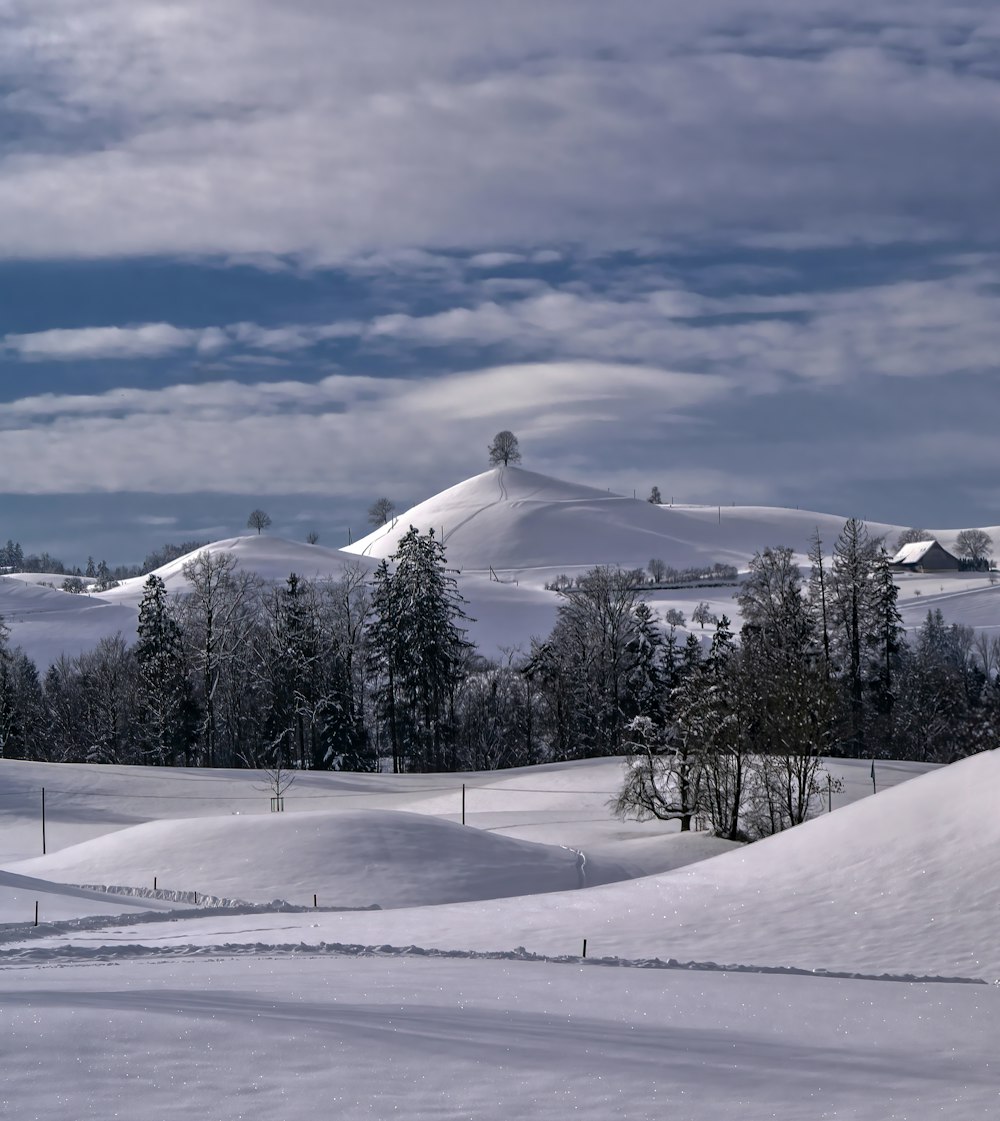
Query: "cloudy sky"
3 0 999 564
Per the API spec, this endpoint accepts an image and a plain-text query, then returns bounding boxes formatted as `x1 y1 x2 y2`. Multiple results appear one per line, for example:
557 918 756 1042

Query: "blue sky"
2 1 1000 566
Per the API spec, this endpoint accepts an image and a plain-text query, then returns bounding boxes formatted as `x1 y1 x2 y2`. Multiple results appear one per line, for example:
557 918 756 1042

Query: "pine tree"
807 529 831 678
624 601 668 728
367 528 471 771
867 547 904 754
0 616 12 757
135 575 197 764
830 519 880 754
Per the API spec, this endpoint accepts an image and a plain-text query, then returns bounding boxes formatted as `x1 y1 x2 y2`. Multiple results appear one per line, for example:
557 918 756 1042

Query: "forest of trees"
1 520 998 841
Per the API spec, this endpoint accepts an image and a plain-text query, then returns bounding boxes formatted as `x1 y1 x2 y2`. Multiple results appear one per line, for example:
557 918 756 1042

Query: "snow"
892 539 941 565
2 750 998 1118
5 465 1000 665
3 466 1000 1115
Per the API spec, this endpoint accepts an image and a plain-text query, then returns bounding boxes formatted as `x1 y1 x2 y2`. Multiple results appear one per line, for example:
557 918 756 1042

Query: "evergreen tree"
0 617 12 757
830 519 880 754
135 575 197 764
367 528 471 771
625 602 669 728
807 529 831 678
867 547 904 754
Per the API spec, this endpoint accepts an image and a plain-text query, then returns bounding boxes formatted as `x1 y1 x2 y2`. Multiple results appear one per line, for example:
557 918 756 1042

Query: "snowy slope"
6 465 1000 666
2 751 995 1121
102 535 379 610
17 751 994 981
346 465 902 576
0 576 139 669
10 808 633 908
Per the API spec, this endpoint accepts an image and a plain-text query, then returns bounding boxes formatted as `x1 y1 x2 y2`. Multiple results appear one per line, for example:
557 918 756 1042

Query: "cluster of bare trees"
0 554 376 770
611 520 1000 839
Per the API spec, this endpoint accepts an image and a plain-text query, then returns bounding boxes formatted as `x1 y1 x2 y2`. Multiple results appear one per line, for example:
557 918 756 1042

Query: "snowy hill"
5 465 1000 667
9 750 991 980
0 576 138 668
1 751 996 1120
103 535 378 609
346 465 902 576
10 807 632 909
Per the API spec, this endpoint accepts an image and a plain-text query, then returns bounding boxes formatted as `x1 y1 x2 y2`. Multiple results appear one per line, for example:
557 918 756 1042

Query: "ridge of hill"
9 807 632 909
5 464 1000 666
345 465 905 575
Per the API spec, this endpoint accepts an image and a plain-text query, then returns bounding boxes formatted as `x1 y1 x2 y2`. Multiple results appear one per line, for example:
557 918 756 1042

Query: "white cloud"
0 3 998 262
4 323 203 360
360 265 1000 385
466 252 526 270
2 319 364 361
0 362 732 496
8 259 999 390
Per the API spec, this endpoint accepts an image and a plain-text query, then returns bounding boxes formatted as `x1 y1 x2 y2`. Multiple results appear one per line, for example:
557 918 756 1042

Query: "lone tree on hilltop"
368 497 395 528
247 509 272 535
488 430 521 467
955 529 993 568
648 486 662 504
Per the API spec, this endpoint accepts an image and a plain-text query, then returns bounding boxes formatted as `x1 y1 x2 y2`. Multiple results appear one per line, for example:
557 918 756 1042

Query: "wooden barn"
891 539 960 572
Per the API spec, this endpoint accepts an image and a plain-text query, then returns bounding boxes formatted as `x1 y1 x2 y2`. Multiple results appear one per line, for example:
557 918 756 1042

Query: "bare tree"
306 531 319 545
368 497 395 528
955 529 993 568
247 509 272 535
180 551 260 766
488 430 521 467
648 486 662 504
256 760 295 811
648 557 667 583
612 715 703 828
692 601 713 629
894 527 928 552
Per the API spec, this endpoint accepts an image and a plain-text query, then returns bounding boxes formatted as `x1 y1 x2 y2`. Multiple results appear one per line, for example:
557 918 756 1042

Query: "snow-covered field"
2 750 998 1119
5 465 1000 667
3 466 999 1116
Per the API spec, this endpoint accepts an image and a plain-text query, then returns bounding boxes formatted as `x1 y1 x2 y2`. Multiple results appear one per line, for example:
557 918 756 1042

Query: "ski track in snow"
438 464 510 545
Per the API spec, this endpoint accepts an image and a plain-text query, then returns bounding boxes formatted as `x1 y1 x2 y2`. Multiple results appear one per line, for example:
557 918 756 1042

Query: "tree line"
0 528 533 774
1 521 998 825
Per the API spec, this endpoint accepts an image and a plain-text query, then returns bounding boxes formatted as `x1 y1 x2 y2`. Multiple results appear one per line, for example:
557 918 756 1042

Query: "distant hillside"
345 465 902 575
4 464 1000 666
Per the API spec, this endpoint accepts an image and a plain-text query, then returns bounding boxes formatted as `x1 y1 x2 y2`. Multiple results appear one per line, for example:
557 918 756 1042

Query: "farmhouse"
891 539 960 572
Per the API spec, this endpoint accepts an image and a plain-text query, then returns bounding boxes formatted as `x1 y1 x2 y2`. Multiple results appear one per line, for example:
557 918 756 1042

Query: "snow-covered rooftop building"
891 539 960 571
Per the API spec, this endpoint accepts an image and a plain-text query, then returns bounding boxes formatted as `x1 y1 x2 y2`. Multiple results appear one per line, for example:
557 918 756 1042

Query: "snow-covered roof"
892 540 940 565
